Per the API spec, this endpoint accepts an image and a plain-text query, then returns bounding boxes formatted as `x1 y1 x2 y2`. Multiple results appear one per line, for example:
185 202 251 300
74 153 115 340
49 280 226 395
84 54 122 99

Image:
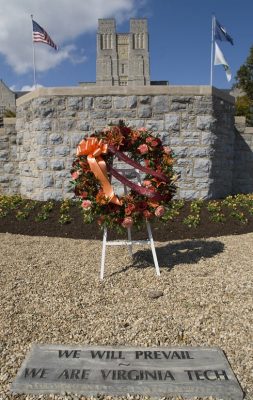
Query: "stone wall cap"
245 127 253 134
3 117 16 124
16 85 235 106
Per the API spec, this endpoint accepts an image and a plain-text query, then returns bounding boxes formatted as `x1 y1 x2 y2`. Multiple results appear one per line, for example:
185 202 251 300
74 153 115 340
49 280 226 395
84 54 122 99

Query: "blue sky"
0 0 252 91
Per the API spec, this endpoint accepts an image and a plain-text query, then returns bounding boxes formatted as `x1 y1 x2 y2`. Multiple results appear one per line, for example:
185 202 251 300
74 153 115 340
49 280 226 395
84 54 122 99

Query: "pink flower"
71 171 80 180
155 205 165 217
151 140 159 147
80 192 88 199
81 200 92 209
138 127 147 132
163 146 172 155
143 210 152 219
121 217 133 229
143 180 152 187
146 136 153 143
137 144 149 154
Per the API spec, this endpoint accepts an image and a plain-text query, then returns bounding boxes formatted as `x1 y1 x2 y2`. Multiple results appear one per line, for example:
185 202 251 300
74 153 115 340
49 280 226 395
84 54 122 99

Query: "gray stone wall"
0 80 16 116
14 86 236 201
232 116 253 194
0 118 19 195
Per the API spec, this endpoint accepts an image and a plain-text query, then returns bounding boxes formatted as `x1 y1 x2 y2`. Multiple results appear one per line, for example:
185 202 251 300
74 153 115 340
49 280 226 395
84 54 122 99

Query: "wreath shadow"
109 239 224 276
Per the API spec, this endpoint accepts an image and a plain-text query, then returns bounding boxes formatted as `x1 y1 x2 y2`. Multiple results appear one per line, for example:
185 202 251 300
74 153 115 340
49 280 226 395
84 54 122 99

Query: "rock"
148 290 164 299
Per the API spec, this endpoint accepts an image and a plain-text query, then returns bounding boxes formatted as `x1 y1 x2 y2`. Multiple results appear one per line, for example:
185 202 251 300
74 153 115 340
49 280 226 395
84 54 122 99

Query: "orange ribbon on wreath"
76 137 121 205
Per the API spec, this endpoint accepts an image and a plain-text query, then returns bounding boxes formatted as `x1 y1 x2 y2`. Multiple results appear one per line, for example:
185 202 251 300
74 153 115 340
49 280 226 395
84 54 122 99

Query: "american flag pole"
210 14 215 86
31 14 37 88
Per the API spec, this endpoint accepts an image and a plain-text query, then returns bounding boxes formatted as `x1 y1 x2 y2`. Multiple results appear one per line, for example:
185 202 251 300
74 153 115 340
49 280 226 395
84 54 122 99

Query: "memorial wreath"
71 121 177 230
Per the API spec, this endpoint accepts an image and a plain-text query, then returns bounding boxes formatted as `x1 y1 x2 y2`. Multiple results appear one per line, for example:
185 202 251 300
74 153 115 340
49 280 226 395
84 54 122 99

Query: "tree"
234 45 253 125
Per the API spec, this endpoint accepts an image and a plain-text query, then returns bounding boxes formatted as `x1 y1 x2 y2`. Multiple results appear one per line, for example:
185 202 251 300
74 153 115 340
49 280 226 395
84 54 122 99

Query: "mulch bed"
1 200 253 242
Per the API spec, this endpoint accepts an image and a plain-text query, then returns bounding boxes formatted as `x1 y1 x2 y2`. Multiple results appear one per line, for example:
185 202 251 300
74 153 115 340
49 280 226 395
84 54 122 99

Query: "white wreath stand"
100 168 160 280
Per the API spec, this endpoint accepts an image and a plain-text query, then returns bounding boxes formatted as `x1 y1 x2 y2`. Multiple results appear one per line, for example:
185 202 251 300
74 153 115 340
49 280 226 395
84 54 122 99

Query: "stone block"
40 108 54 118
168 135 183 146
36 160 48 170
187 147 212 158
145 120 164 131
128 96 137 109
84 97 94 109
32 97 52 108
0 135 8 143
58 118 76 131
0 150 9 160
172 146 188 157
42 173 54 188
19 153 27 161
55 146 70 157
193 159 212 177
39 147 54 158
4 163 14 174
114 97 128 109
164 114 180 130
94 96 112 109
77 111 89 120
43 190 63 201
178 189 200 199
55 171 69 180
153 96 169 113
0 142 8 150
197 116 216 130
36 134 47 146
49 134 63 145
182 137 201 145
0 175 9 183
170 102 187 111
63 110 77 118
67 97 83 111
51 160 65 171
139 96 151 104
53 97 66 110
137 105 152 118
76 121 90 131
127 119 145 128
201 132 216 145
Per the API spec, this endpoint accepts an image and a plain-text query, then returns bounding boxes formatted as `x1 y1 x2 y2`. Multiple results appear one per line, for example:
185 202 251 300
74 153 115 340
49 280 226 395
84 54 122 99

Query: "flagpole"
31 14 37 88
210 14 215 86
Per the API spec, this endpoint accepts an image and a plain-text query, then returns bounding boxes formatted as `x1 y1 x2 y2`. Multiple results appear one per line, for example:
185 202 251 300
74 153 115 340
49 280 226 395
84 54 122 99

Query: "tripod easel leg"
127 227 133 257
100 228 107 280
146 220 160 276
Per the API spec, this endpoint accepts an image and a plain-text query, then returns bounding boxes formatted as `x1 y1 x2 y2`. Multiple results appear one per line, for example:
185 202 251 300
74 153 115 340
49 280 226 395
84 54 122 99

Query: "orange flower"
163 154 174 165
96 190 108 205
148 200 160 208
106 126 124 147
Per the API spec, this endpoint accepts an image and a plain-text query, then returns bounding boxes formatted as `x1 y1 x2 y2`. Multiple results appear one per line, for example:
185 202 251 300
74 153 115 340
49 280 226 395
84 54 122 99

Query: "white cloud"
21 84 44 91
0 0 142 74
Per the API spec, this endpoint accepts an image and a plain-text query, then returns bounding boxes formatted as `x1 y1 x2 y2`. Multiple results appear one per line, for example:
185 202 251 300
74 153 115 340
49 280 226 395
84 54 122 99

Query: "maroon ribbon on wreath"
107 145 170 201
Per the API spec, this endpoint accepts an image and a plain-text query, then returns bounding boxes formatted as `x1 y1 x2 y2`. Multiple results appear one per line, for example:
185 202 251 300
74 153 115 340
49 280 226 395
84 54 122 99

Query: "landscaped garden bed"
1 194 253 241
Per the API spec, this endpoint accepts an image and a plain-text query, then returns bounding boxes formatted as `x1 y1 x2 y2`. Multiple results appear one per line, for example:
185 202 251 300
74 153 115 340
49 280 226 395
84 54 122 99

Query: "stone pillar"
96 19 118 86
0 118 19 195
233 116 253 194
128 19 150 86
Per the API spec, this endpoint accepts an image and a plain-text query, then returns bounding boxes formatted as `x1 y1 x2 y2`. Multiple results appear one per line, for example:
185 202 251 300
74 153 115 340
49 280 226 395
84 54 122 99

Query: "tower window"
121 64 125 74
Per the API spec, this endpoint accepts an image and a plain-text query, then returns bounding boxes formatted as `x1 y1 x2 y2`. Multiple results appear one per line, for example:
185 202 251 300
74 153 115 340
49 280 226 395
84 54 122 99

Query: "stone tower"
96 18 150 86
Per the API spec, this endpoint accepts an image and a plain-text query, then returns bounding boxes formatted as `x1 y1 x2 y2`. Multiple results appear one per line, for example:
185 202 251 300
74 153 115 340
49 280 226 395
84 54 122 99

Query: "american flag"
32 19 58 50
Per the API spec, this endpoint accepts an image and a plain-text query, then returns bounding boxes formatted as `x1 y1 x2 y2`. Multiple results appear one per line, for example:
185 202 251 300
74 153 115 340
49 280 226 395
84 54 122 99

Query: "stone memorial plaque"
12 345 243 399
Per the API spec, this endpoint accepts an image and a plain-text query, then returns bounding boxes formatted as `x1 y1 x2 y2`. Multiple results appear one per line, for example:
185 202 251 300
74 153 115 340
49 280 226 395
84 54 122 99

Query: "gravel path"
0 232 252 400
